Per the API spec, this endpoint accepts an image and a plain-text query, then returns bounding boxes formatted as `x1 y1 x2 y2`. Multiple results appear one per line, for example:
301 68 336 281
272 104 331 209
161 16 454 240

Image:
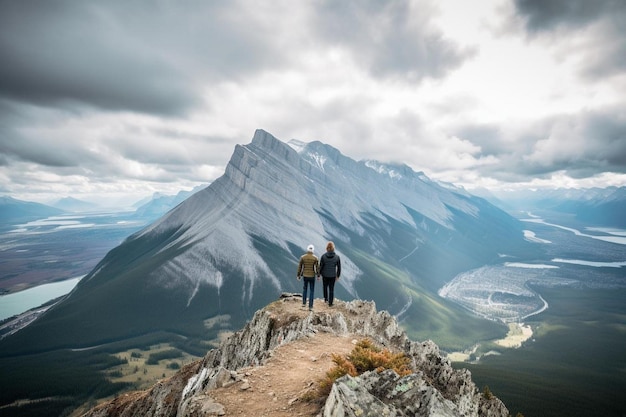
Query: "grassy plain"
107 344 201 390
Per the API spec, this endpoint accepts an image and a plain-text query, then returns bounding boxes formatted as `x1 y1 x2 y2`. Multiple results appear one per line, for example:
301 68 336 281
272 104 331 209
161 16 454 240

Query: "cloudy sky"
1 0 625 206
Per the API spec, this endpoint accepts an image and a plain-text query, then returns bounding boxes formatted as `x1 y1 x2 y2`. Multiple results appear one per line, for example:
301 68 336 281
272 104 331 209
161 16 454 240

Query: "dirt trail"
208 300 358 417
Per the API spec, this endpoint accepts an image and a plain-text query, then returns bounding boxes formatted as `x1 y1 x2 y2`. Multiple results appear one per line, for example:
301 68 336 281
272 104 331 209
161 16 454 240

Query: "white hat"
307 244 314 252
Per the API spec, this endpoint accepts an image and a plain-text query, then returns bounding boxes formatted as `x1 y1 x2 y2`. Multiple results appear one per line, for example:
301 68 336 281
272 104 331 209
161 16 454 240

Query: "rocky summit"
82 295 509 417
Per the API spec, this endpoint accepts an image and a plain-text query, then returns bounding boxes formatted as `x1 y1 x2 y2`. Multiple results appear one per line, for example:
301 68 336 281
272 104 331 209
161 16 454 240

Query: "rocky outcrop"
82 295 509 417
325 369 507 417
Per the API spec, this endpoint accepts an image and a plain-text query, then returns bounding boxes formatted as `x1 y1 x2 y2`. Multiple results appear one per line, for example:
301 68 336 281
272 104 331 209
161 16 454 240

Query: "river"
439 216 626 323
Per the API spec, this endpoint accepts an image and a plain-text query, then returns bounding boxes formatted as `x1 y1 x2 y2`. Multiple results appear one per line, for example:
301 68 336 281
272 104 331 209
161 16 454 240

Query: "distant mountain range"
132 185 206 221
0 186 206 228
0 196 64 225
51 196 100 212
0 130 540 358
483 187 626 227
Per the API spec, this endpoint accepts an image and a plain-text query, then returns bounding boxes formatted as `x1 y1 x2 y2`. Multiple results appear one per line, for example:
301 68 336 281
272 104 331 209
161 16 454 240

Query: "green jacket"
297 252 319 278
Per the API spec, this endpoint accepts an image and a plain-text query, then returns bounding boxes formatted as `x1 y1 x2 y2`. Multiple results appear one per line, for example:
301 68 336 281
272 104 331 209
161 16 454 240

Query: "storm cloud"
0 0 624 205
513 0 626 79
312 0 476 80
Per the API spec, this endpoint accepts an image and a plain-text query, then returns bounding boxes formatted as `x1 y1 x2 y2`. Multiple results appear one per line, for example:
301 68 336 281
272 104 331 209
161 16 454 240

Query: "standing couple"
296 241 341 311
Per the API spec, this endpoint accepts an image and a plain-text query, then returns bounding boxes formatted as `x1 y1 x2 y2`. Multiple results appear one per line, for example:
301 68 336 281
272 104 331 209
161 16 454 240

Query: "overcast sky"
1 0 625 207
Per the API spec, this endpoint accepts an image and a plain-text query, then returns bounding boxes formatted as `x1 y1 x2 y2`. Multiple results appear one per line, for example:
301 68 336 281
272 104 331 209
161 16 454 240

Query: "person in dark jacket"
297 244 319 311
319 241 341 307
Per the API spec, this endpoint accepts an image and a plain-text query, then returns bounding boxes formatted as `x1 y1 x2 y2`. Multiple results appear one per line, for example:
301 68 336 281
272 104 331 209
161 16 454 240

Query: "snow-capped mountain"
1 130 536 355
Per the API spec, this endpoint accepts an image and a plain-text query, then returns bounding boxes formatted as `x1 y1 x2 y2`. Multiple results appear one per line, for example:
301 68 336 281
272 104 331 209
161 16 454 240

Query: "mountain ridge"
81 295 511 417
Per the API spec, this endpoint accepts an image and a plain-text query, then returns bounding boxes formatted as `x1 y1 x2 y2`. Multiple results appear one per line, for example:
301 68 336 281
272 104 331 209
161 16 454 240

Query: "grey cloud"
513 0 619 31
0 0 470 118
513 0 626 79
538 111 626 175
454 125 506 156
0 96 234 191
580 23 626 79
0 128 104 168
472 108 626 181
108 128 235 167
0 1 286 116
312 0 475 80
583 112 626 168
0 1 199 115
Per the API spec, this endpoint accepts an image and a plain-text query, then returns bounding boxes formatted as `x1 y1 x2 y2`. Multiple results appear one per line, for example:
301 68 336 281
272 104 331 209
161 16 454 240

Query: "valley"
0 133 624 417
0 211 148 295
439 217 626 324
107 343 204 390
444 212 626 417
2 208 622 417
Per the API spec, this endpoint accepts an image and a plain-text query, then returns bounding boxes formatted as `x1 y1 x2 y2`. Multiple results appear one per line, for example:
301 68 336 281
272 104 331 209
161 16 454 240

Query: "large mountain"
0 130 537 356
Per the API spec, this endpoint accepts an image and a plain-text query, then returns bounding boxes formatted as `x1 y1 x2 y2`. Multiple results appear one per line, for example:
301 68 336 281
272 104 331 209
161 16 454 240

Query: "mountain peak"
82 295 510 417
251 128 284 150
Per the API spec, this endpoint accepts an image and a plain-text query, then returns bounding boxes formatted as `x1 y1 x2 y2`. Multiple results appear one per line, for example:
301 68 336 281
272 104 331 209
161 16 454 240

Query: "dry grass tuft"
312 339 412 399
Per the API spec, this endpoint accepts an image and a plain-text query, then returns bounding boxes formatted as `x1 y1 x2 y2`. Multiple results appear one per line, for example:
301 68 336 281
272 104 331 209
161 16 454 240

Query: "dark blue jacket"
319 251 341 278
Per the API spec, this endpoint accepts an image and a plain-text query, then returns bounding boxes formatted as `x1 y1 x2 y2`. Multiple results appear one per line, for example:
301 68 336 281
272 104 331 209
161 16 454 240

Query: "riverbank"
0 277 81 321
494 322 533 348
0 302 57 339
446 322 533 362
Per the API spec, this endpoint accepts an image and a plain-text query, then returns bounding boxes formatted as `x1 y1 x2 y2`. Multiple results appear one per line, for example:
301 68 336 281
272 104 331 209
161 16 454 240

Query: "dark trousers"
323 277 336 306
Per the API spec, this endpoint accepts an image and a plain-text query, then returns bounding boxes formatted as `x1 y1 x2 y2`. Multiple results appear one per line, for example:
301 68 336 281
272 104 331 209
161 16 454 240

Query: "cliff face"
83 296 509 417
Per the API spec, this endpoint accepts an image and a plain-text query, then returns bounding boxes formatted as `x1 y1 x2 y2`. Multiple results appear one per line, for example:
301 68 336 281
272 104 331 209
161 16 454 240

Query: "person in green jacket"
297 244 320 311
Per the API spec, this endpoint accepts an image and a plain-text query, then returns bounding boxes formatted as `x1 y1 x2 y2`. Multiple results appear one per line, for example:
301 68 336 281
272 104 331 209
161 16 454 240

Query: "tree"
482 385 493 400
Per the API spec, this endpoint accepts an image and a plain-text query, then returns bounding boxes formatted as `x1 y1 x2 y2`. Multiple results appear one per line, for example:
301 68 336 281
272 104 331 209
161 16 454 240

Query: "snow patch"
524 230 551 244
307 152 327 172
287 139 307 153
364 160 402 179
552 258 626 268
505 262 558 269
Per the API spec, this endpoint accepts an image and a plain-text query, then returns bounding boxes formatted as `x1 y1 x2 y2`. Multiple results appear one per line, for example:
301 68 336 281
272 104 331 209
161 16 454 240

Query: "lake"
0 277 82 321
0 211 147 295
